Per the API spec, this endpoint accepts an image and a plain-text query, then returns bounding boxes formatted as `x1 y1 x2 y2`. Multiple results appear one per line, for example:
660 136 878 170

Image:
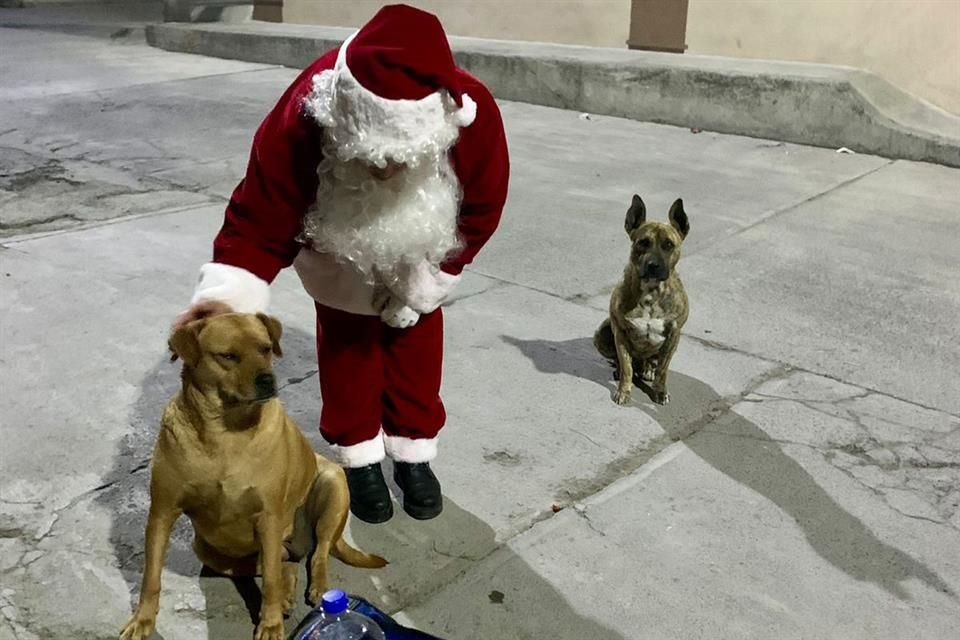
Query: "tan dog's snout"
254 372 278 401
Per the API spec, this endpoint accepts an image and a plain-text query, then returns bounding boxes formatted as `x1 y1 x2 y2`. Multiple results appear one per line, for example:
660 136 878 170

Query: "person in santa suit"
173 4 509 524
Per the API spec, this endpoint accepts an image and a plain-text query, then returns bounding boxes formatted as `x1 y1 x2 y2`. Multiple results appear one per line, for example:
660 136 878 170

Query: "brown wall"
280 0 960 115
283 0 632 48
686 0 960 114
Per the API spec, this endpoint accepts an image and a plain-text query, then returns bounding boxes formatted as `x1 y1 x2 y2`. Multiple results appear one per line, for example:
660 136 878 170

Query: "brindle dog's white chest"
627 295 666 347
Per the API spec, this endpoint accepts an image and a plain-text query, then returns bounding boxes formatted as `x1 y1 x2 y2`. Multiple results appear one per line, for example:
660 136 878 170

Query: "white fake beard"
302 152 463 284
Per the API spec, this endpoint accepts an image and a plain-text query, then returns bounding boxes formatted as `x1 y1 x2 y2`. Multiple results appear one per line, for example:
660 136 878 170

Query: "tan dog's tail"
332 538 388 569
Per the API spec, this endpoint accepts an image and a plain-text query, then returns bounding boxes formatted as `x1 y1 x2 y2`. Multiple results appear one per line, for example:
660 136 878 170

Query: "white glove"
373 284 419 328
380 296 420 329
389 260 461 315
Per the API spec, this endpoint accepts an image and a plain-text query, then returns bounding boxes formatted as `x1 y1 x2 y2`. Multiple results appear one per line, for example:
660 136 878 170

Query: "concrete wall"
281 0 960 115
282 0 632 48
686 0 960 115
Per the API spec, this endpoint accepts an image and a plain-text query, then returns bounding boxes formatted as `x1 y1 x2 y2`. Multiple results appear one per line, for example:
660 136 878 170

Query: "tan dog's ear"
625 194 646 234
669 198 690 238
257 313 283 357
168 322 203 365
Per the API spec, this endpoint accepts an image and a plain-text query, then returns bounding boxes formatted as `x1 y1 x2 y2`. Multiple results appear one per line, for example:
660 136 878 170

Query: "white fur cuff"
191 263 270 313
384 434 438 463
333 431 386 467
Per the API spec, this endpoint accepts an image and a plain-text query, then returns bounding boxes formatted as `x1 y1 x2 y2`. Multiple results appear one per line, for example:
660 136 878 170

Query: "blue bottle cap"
320 589 349 615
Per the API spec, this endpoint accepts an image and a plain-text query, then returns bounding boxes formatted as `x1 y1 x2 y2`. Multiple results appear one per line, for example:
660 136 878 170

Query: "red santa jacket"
190 48 509 316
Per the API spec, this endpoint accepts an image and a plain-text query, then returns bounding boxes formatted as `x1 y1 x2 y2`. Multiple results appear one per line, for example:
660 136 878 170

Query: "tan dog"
595 195 690 406
120 313 386 640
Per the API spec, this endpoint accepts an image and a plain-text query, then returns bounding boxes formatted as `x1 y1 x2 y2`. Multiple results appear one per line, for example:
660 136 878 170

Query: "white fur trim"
391 260 461 314
304 32 476 166
333 431 386 467
293 248 378 315
190 263 270 313
384 434 438 463
453 94 477 127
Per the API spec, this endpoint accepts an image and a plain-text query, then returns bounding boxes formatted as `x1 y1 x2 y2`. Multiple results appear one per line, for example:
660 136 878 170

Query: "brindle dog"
595 195 690 405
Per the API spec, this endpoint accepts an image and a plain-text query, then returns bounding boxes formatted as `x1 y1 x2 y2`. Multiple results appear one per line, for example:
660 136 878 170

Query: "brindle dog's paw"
650 388 670 405
614 387 632 405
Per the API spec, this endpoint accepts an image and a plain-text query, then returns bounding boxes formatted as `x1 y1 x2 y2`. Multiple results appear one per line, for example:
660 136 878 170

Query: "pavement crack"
430 541 489 562
573 505 607 536
443 279 510 307
685 159 896 259
568 428 605 450
128 460 150 475
0 213 82 231
687 334 960 419
824 457 957 531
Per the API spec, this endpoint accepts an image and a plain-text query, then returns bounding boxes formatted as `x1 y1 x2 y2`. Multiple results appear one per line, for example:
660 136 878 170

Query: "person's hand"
388 260 459 315
172 300 234 330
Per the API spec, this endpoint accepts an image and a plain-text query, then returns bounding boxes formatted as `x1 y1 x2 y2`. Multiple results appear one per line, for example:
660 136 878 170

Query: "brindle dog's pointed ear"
168 321 203 366
257 313 283 357
625 194 647 234
669 198 690 238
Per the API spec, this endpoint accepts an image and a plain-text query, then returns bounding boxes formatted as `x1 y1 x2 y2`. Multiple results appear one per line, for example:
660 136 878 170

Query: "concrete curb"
146 21 960 167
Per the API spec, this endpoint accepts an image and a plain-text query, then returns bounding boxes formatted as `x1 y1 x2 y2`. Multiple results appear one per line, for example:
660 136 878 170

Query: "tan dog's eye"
662 240 675 251
636 238 651 250
216 352 239 362
259 346 271 356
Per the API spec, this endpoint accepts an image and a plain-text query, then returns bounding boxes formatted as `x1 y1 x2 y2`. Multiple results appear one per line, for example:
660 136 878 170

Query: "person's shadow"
502 334 956 601
96 325 626 639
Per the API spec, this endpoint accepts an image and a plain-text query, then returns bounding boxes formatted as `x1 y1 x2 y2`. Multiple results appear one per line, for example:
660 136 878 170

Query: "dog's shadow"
503 334 955 601
97 326 627 639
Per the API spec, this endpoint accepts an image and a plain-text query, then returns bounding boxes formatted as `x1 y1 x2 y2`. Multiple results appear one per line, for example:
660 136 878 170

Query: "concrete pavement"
2 7 959 640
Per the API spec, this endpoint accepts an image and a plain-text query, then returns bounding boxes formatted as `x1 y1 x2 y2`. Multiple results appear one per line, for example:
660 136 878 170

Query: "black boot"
344 463 393 524
393 462 443 520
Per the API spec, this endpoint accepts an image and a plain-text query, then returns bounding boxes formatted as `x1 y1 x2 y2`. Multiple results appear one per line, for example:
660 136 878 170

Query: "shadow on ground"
96 325 625 639
503 334 954 600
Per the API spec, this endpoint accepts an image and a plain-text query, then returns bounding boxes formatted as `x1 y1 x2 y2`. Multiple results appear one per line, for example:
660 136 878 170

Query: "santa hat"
304 4 477 166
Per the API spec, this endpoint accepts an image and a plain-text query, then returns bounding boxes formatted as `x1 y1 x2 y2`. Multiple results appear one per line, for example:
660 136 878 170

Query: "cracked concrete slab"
656 159 960 414
0 21 273 101
0 202 780 637
402 369 960 639
471 102 889 300
0 22 287 236
3 7 960 639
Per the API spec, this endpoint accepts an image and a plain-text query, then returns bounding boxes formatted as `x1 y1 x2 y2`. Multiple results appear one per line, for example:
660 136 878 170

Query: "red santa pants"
315 302 445 467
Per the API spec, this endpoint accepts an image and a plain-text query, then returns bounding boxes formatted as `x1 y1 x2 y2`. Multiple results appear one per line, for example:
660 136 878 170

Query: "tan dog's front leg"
120 503 181 640
612 323 634 405
650 331 680 405
255 514 287 640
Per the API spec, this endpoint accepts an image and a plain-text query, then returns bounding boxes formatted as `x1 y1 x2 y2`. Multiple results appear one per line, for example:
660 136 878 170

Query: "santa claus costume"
183 4 509 523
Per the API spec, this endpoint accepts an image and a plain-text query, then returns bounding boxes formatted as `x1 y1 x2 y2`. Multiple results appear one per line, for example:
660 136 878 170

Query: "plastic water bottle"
294 589 386 640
